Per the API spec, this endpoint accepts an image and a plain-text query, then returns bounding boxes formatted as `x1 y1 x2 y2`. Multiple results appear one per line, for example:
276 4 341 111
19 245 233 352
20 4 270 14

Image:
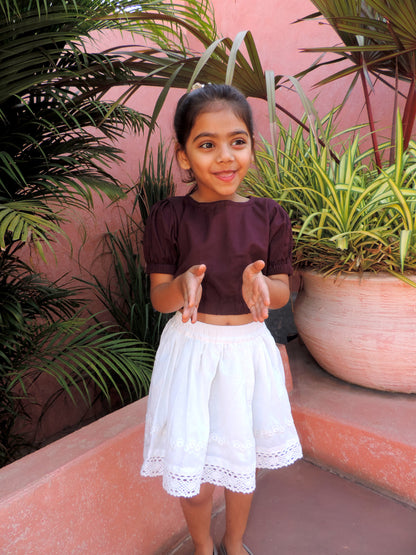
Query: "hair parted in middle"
173 83 255 183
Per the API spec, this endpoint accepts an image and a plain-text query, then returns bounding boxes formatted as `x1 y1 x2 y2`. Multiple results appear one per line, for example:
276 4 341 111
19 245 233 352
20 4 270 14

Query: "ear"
176 145 191 170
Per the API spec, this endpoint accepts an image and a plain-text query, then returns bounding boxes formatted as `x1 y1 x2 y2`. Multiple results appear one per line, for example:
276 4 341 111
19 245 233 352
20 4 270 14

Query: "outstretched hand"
181 264 206 323
242 260 270 322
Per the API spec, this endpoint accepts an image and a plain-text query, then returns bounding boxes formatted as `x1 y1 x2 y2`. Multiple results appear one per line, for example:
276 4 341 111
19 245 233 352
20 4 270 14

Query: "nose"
216 143 234 163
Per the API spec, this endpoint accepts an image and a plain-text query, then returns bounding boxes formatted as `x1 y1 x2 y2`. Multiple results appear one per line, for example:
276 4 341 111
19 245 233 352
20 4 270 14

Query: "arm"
150 264 206 324
242 260 290 322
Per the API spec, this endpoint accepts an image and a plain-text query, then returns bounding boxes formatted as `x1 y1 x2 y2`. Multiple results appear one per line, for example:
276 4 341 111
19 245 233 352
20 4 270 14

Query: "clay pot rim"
297 269 416 284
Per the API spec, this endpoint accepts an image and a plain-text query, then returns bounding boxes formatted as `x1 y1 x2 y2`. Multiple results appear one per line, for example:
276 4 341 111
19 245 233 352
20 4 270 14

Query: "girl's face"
177 105 254 202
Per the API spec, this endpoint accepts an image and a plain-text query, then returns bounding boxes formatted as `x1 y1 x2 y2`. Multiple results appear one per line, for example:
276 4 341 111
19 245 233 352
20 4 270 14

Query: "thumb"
192 264 206 277
252 259 265 273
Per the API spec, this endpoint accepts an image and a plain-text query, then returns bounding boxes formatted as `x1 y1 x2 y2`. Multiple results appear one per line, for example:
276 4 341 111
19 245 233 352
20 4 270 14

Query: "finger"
262 286 271 307
184 280 198 308
182 305 191 322
250 301 269 322
190 306 199 324
182 289 195 320
243 260 265 280
182 302 199 323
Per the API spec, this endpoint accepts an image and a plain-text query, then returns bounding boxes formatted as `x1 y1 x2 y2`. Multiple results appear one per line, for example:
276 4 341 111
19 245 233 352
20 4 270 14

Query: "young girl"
141 84 302 555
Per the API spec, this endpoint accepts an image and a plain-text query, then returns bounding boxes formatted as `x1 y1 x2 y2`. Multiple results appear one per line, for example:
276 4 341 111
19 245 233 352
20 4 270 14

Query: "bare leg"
221 489 254 555
180 482 216 555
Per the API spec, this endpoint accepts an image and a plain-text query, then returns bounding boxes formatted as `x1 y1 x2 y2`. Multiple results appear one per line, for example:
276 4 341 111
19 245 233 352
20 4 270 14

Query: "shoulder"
250 196 290 222
250 196 283 210
147 195 189 225
149 195 187 214
143 197 188 270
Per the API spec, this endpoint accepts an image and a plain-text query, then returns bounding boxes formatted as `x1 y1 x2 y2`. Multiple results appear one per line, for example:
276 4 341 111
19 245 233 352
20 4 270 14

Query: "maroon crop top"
143 194 293 315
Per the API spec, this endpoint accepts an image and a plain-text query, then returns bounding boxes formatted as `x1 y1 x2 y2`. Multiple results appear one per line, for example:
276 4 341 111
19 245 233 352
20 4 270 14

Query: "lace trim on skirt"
141 438 302 498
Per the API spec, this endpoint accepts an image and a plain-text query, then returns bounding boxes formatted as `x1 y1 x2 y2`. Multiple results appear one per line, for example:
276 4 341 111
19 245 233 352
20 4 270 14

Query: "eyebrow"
192 129 249 143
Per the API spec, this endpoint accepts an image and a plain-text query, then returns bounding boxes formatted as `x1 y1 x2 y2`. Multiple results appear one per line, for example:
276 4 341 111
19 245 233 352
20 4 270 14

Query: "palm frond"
8 317 154 406
298 1 416 157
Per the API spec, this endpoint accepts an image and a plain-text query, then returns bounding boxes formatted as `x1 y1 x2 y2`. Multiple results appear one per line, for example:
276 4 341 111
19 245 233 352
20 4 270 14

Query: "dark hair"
174 83 254 149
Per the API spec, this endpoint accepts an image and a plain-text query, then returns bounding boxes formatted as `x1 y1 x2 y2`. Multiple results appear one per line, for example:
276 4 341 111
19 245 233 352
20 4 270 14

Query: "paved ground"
173 460 416 555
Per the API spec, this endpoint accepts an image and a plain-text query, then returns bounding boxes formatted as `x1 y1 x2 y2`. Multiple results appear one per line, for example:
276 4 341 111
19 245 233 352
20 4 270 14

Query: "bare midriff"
195 312 254 326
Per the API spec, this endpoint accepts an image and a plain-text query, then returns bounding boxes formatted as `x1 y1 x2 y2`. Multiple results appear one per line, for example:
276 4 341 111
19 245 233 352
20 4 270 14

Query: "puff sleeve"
143 199 179 275
266 201 293 276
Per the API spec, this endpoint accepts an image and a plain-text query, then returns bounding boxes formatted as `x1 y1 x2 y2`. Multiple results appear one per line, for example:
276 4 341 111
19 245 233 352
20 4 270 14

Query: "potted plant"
244 109 416 393
243 0 416 393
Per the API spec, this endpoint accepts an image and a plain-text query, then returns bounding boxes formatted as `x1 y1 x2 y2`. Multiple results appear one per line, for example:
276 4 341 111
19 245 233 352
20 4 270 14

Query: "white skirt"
140 312 302 497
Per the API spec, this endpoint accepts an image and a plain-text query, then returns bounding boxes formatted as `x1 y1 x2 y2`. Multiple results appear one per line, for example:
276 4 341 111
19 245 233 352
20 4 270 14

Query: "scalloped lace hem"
256 440 303 468
141 459 256 497
141 441 302 498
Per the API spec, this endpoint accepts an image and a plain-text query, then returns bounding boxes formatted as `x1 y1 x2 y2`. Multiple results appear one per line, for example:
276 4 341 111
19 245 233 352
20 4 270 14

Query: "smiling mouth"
214 170 237 181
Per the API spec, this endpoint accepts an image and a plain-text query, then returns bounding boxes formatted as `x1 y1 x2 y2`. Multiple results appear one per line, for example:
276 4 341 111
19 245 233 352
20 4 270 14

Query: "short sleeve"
143 199 179 274
266 202 293 276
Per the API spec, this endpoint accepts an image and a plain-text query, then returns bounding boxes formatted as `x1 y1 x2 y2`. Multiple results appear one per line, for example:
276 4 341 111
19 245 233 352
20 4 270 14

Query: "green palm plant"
298 0 416 165
0 244 155 466
0 0 218 254
0 0 222 465
0 244 80 464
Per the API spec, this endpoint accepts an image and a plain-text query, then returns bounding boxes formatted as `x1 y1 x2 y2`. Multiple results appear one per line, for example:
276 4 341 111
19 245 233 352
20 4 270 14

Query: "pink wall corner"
292 408 416 507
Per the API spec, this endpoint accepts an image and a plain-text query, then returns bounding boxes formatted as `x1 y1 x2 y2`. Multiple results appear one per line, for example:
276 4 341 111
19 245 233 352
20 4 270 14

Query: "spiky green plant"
135 142 176 229
86 142 175 353
245 113 416 282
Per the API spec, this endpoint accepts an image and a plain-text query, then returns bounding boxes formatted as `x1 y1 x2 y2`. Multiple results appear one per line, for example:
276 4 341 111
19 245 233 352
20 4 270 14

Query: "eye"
199 141 214 149
232 137 248 147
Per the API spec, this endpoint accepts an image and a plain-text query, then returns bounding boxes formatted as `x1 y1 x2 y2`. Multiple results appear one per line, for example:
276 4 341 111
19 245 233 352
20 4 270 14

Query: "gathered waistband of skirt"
167 312 269 343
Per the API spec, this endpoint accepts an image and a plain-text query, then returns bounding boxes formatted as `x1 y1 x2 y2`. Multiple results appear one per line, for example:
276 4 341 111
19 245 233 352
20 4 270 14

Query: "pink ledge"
0 397 222 554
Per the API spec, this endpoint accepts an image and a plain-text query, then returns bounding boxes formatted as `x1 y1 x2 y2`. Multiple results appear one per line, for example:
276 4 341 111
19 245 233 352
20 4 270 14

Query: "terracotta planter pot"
293 270 416 393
